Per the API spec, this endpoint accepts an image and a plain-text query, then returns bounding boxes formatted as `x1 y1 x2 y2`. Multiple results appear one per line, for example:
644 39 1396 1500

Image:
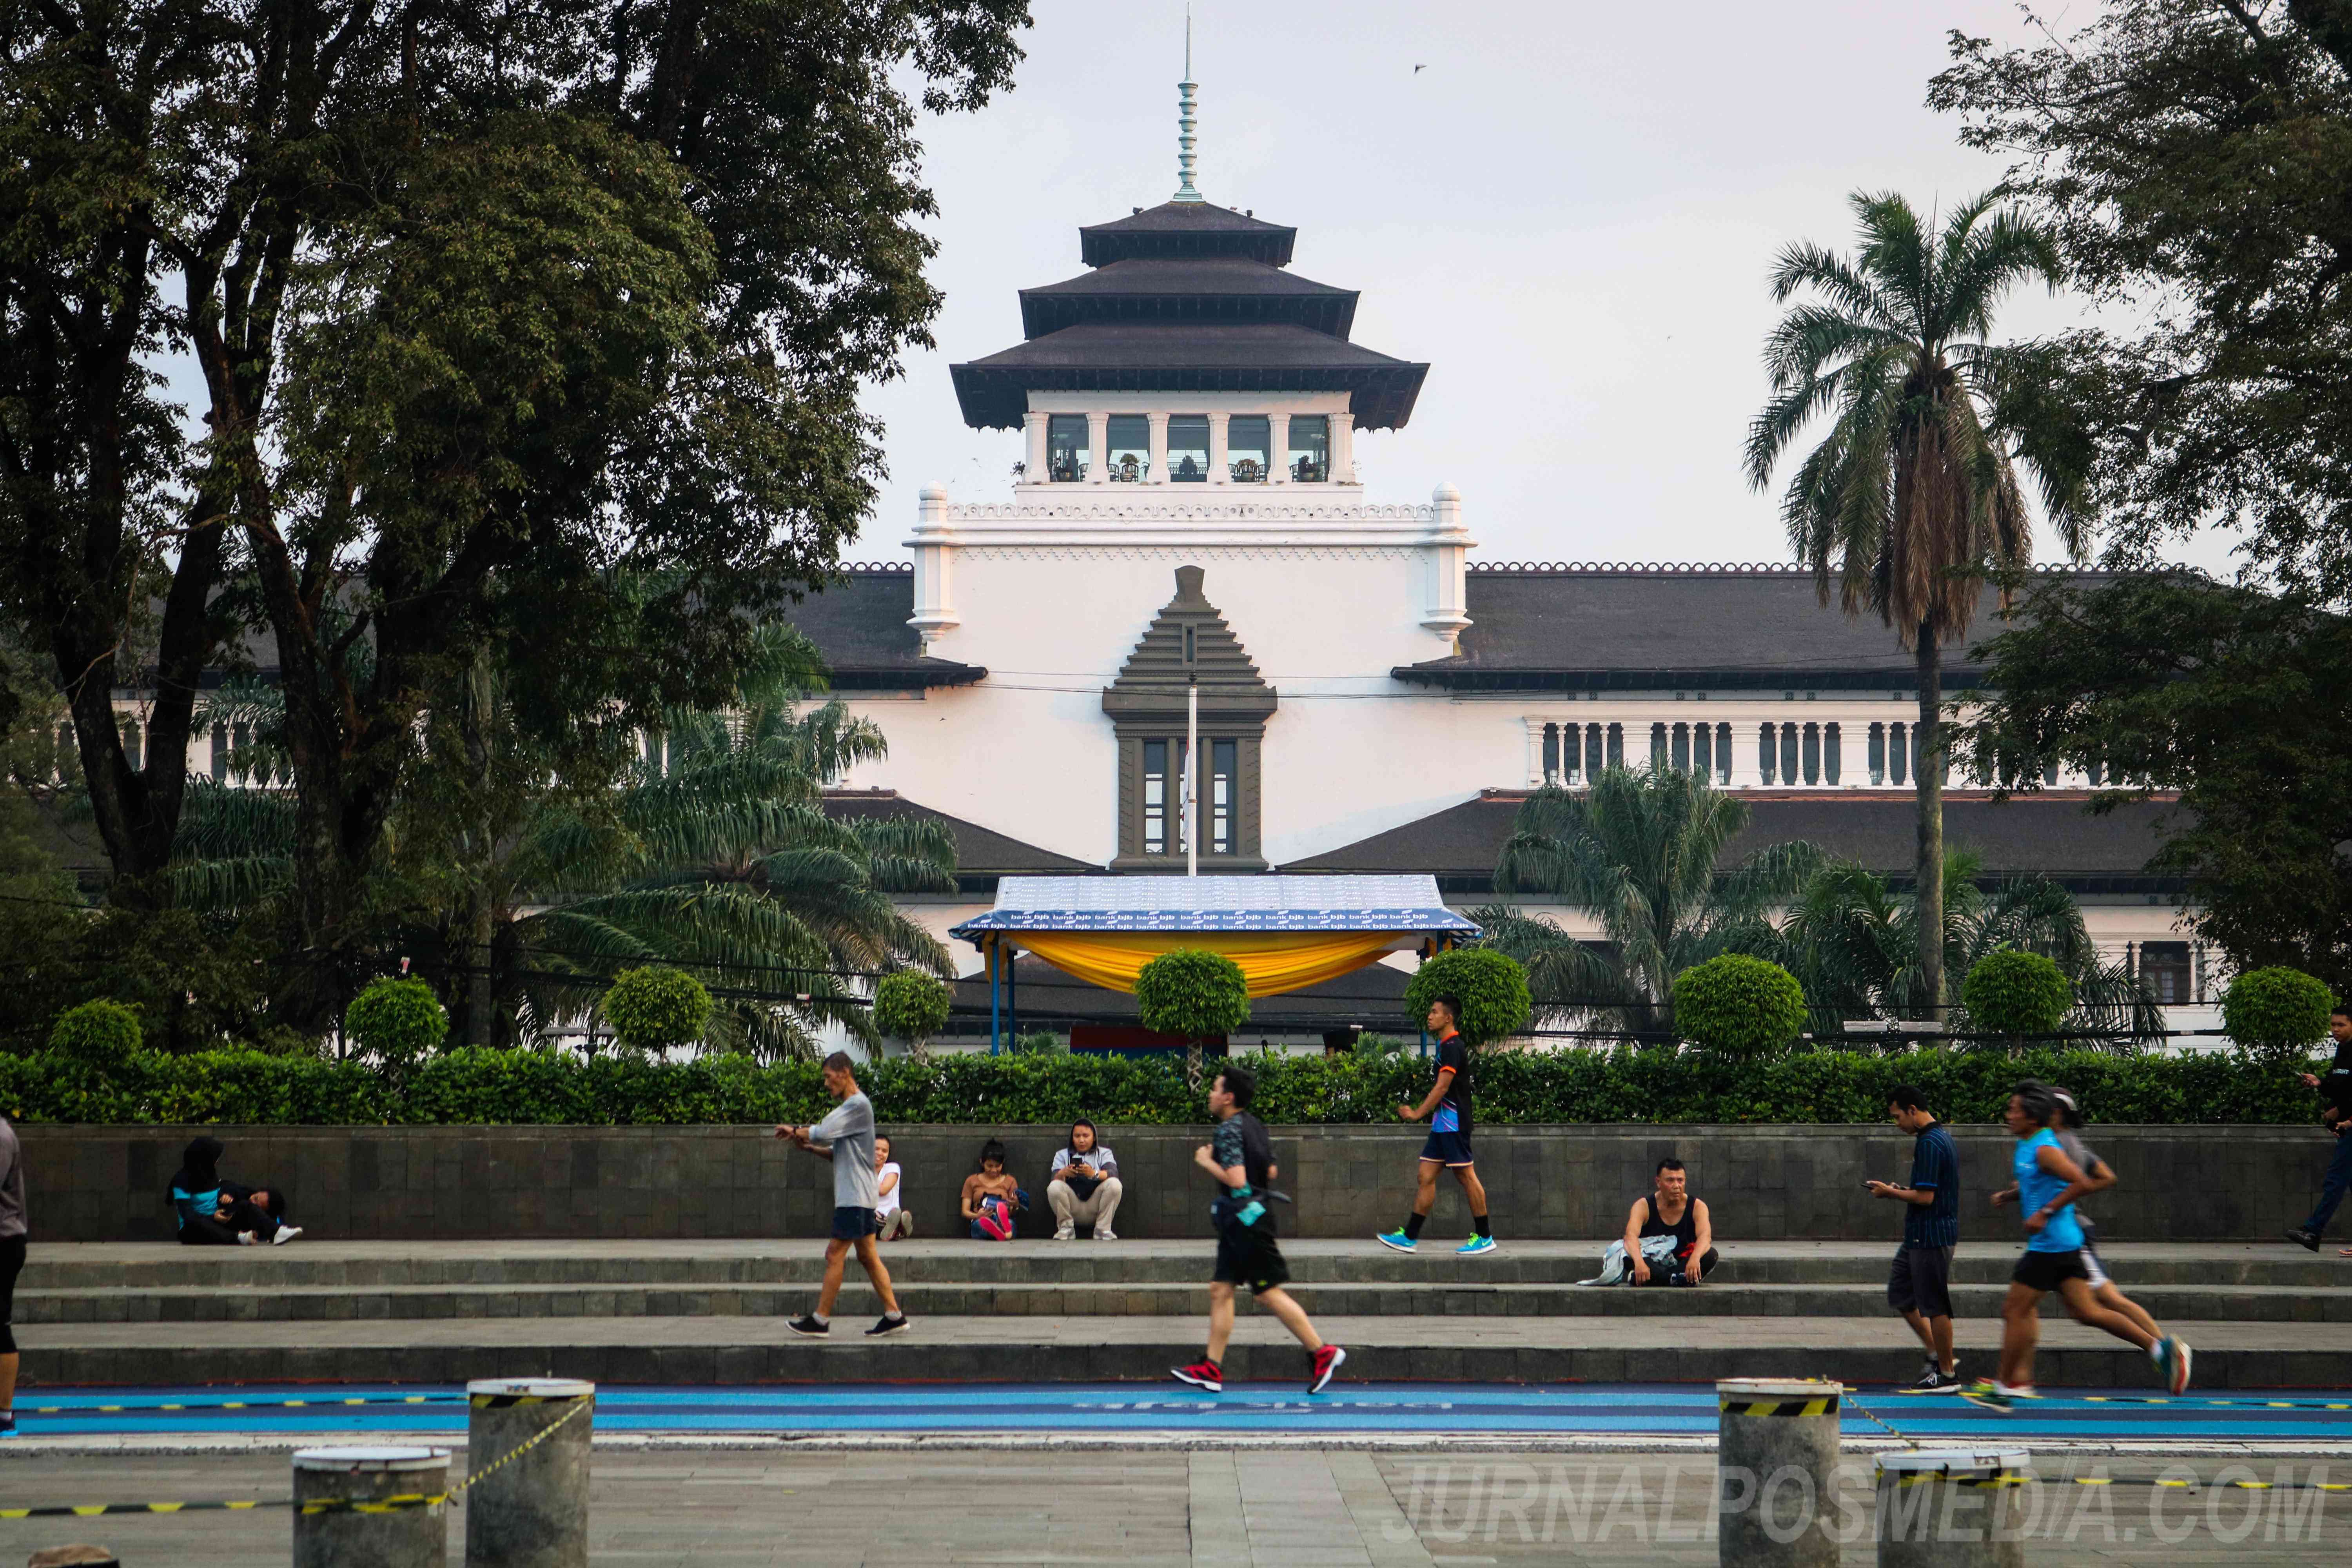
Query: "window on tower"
1106 414 1149 482
1227 416 1270 483
1167 415 1210 481
1288 415 1329 482
1142 739 1170 856
1047 415 1090 483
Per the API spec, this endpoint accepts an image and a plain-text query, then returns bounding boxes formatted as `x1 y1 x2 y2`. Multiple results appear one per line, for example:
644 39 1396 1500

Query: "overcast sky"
857 0 2241 577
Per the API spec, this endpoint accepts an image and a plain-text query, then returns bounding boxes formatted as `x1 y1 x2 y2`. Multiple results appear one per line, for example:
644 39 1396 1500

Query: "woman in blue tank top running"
1961 1080 2192 1412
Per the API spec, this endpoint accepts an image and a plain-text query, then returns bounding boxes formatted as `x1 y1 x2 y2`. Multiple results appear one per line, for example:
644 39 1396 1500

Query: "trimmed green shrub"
47 1000 144 1069
0 1044 2321 1127
871 972 952 1053
1135 949 1251 1040
342 978 448 1067
1672 955 1806 1059
1405 949 1532 1046
2222 966 2337 1062
1962 950 2075 1040
602 967 712 1053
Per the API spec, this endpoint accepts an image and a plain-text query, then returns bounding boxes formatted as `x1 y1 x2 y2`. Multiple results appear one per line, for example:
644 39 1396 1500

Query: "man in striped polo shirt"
1868 1084 1961 1392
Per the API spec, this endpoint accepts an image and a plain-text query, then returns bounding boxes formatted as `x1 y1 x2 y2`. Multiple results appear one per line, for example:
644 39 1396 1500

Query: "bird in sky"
1413 63 1426 73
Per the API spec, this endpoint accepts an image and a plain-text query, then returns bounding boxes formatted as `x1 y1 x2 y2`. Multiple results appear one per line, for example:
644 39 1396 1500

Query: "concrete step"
27 1238 2349 1291
22 1313 2348 1392
27 1278 2352 1325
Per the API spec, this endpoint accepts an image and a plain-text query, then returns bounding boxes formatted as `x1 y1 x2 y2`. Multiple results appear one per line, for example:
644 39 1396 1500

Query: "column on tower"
1147 412 1171 486
1268 414 1289 485
1207 412 1230 486
1087 412 1110 485
1332 411 1357 483
1024 412 1048 481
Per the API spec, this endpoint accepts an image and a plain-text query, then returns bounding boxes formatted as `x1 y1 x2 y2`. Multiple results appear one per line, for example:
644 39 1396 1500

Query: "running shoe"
1308 1344 1347 1395
272 1226 304 1246
1902 1367 1963 1394
1375 1230 1417 1253
863 1313 911 1338
0 1416 15 1440
1457 1234 1496 1257
1958 1380 2031 1413
1096 1227 1118 1241
784 1314 829 1337
2285 1227 2321 1252
2156 1335 2193 1394
1171 1360 1223 1393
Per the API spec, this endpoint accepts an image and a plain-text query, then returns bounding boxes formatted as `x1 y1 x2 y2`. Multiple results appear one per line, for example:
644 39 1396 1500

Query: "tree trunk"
1914 621 1945 1018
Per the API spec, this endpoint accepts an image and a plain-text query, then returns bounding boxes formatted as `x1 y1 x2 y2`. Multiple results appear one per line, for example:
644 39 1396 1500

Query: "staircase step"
21 1314 2348 1393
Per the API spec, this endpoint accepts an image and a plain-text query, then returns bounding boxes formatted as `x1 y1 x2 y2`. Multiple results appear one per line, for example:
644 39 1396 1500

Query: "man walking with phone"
1868 1084 1962 1392
1376 995 1495 1256
2284 1006 2352 1253
777 1052 910 1339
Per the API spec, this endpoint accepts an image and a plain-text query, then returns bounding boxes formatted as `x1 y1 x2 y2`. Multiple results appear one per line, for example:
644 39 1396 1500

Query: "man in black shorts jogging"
1172 1065 1346 1395
1377 995 1494 1256
1868 1084 1961 1392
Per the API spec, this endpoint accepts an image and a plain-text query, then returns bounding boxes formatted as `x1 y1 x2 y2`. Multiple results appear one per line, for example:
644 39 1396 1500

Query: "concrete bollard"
1716 1378 1842 1568
291 1445 449 1568
463 1378 594 1568
1874 1449 2031 1568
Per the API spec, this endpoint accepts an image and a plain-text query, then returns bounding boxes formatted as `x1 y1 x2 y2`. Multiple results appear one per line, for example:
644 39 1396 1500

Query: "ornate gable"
1102 565 1277 723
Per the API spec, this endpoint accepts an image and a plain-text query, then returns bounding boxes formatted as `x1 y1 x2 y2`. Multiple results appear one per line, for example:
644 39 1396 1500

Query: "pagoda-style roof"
952 198 1427 431
1020 257 1357 338
1078 201 1296 265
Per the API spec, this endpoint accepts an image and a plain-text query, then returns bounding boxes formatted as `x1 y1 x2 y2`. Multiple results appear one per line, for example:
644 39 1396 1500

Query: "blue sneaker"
1375 1229 1417 1253
1457 1234 1497 1257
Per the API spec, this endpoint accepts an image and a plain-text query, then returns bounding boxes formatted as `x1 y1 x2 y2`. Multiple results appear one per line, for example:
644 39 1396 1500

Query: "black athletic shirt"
1430 1032 1472 1138
1211 1111 1275 1194
1637 1193 1699 1258
2319 1036 2352 1118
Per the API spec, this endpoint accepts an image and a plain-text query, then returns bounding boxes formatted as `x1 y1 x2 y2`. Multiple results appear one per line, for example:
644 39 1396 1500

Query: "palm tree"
1782 851 2161 1047
1478 767 1824 1038
1744 189 2089 1012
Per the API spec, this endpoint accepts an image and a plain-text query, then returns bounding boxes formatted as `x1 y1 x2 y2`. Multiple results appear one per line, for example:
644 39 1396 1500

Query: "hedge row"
2 1045 2325 1127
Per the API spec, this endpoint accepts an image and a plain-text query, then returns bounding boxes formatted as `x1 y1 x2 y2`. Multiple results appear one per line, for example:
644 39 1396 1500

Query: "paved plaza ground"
2 1448 2345 1566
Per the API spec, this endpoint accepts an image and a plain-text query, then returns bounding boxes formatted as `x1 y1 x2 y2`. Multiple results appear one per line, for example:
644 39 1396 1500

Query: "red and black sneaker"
1308 1344 1348 1395
1170 1360 1223 1393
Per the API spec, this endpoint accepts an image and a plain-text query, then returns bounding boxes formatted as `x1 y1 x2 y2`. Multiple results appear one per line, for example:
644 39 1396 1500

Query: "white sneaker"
1095 1228 1118 1241
272 1226 304 1246
1054 1224 1076 1241
235 1232 258 1246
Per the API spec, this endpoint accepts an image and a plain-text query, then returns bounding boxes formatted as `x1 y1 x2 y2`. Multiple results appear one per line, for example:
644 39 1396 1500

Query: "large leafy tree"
1479 767 1823 1037
0 0 1029 1027
1964 570 2352 993
1931 3 2352 601
1745 189 2090 1010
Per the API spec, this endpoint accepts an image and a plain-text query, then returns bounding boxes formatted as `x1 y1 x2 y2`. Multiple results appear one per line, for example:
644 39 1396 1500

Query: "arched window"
1714 723 1731 784
1541 722 1560 785
1670 722 1690 773
1758 723 1777 785
1650 722 1668 769
1606 723 1624 768
1889 721 1909 786
1779 723 1798 788
1824 722 1841 786
1691 722 1710 779
1868 722 1886 785
1584 723 1603 781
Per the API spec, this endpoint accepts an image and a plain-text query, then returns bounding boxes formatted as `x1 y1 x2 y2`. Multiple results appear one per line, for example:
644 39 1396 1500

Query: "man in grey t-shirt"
776 1052 908 1339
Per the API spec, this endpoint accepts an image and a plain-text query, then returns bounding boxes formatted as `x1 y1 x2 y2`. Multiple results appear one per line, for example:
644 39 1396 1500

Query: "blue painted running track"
13 1385 2352 1444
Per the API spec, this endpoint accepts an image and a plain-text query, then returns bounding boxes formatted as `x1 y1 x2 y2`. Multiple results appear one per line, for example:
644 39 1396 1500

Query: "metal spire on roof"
1172 8 1203 203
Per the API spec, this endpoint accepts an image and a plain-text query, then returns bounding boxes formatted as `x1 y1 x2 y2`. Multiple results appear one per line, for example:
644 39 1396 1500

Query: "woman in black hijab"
167 1136 244 1245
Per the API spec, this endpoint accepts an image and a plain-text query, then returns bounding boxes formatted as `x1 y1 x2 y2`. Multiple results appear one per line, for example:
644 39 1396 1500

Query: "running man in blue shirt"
1963 1080 2191 1412
1376 995 1494 1257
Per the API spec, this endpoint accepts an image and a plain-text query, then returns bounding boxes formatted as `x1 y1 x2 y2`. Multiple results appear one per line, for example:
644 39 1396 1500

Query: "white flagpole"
1186 675 1199 877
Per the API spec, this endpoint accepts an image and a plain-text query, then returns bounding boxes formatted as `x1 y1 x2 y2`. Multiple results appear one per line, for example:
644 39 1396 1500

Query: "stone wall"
25 1123 2328 1244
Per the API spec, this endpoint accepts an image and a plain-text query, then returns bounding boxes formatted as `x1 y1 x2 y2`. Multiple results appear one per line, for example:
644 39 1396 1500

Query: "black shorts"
1419 1130 1475 1167
2012 1248 2089 1293
1212 1223 1291 1295
830 1206 879 1241
1889 1243 1955 1318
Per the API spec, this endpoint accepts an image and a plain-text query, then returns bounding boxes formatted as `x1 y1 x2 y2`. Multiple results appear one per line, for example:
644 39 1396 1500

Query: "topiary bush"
343 977 450 1069
1136 948 1250 1087
1404 948 1533 1046
602 967 712 1054
47 999 144 1071
1962 950 2075 1043
1671 954 1807 1060
871 971 952 1058
2221 966 2337 1063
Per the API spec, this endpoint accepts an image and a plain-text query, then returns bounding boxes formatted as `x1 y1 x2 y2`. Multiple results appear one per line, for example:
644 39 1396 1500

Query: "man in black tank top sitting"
1622 1158 1716 1286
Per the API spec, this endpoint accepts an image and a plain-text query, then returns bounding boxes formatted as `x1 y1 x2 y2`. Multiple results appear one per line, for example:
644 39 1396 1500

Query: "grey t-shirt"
0 1117 24 1238
809 1093 879 1210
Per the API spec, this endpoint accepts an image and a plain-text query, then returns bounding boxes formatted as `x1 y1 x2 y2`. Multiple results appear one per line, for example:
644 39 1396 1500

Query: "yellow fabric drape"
1014 930 1404 999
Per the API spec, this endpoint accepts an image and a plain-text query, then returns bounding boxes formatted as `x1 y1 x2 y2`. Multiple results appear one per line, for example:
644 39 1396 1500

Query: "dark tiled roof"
1395 569 2120 691
1284 789 2187 895
1020 258 1357 338
945 952 1412 1031
1078 201 1297 266
782 571 984 691
951 323 1428 430
822 790 1092 882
